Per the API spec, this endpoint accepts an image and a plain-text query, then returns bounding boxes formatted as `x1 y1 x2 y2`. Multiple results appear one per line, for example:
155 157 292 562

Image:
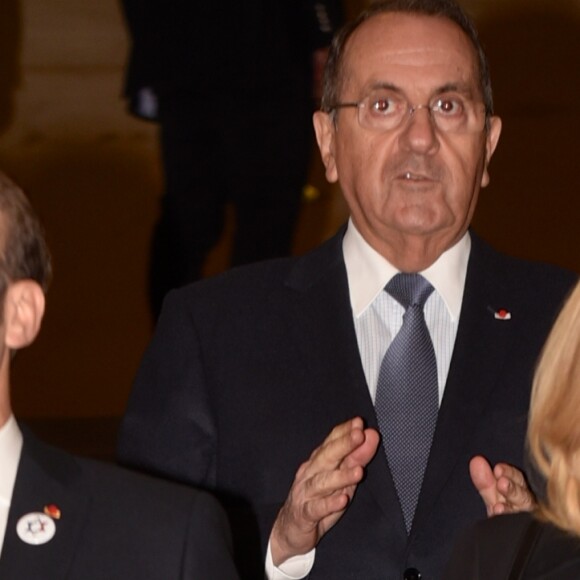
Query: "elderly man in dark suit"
118 1 577 579
0 172 239 579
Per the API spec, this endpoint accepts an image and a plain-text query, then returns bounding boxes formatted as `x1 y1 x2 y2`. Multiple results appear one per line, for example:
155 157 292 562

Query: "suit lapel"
412 235 518 533
279 230 407 535
281 231 372 421
0 429 91 579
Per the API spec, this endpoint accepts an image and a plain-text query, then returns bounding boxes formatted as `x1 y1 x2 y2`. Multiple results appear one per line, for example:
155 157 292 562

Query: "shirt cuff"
264 540 315 580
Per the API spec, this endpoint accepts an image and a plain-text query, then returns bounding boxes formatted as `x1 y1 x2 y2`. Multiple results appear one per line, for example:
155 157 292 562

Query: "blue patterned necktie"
375 273 439 533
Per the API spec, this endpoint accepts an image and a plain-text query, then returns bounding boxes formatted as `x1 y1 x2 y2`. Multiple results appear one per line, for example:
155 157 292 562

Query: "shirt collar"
0 415 23 506
343 219 470 321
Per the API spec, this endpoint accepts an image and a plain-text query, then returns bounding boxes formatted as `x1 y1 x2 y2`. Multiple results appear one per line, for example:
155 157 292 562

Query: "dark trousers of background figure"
149 92 314 320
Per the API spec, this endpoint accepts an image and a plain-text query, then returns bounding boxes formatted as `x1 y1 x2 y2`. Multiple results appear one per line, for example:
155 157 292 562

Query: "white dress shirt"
267 221 471 580
0 415 23 558
345 220 469 403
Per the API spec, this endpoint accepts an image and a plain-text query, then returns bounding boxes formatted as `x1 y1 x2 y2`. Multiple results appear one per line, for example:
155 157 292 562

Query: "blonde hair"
528 280 580 534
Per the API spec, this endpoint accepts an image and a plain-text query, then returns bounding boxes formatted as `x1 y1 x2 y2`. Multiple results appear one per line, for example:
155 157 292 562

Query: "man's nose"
398 105 440 155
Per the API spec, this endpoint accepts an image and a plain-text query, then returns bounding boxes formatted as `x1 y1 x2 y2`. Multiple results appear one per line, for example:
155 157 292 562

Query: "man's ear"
313 111 339 184
481 115 502 188
4 280 45 350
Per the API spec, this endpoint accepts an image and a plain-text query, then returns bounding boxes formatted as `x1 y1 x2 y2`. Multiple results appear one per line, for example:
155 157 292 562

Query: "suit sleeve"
117 290 217 488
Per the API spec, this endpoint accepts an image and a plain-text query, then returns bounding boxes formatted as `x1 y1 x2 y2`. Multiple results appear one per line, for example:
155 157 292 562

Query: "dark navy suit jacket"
118 229 576 579
0 428 239 579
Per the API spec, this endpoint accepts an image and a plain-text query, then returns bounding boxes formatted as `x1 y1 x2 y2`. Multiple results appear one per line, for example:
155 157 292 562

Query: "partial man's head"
0 172 51 420
0 171 50 350
314 0 502 271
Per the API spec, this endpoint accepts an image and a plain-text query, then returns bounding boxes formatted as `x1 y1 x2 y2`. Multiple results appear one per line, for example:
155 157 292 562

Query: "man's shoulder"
15 431 237 578
23 431 220 521
470 232 577 296
167 230 346 306
75 453 221 520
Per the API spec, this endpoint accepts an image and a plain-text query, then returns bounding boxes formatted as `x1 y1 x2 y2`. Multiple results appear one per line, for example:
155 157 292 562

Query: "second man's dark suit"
0 428 239 579
118 229 576 579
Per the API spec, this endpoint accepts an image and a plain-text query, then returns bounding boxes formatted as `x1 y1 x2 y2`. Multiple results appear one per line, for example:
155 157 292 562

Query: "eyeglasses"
328 90 487 134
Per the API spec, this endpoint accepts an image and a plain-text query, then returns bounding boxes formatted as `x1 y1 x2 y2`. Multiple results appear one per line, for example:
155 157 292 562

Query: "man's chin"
391 215 453 238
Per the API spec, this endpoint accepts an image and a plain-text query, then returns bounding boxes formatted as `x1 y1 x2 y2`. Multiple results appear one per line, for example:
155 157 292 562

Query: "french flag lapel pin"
493 307 512 320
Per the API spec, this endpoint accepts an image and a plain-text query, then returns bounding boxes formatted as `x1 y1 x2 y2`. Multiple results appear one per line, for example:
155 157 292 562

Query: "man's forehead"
343 12 478 91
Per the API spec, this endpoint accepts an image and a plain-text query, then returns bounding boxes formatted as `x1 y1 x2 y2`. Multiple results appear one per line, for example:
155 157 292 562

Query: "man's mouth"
401 172 426 181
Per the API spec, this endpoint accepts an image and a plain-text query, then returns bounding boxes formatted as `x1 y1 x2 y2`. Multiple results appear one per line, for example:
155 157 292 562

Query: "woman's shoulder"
474 511 536 536
443 513 533 579
444 512 580 579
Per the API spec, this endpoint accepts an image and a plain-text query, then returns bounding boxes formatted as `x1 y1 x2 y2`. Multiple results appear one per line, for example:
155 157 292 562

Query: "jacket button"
403 568 422 580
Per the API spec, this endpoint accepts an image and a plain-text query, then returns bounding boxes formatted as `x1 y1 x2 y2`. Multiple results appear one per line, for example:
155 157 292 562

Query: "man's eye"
370 97 396 114
434 97 464 115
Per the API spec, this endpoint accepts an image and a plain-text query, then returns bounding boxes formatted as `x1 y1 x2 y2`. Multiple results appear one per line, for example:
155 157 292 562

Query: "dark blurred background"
0 0 578 460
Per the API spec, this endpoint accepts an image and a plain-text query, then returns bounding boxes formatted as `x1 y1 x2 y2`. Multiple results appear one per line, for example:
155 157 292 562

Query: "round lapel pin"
16 512 56 545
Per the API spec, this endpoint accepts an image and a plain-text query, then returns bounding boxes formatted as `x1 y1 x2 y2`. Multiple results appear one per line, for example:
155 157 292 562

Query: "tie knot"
385 273 434 309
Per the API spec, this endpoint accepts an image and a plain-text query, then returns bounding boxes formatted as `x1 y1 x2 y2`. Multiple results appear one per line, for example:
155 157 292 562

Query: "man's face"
315 13 502 267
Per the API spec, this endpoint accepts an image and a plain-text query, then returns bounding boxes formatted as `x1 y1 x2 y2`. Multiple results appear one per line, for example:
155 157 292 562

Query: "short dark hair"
321 0 494 118
0 172 52 303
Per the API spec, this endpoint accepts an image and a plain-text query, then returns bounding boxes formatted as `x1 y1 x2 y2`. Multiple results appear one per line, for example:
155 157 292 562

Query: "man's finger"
304 419 365 474
469 456 497 496
342 428 380 469
469 455 501 515
496 476 535 511
304 464 364 499
302 491 351 525
494 463 526 487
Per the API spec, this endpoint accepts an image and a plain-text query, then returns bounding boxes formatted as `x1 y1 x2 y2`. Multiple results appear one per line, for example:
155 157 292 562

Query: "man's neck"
354 221 465 273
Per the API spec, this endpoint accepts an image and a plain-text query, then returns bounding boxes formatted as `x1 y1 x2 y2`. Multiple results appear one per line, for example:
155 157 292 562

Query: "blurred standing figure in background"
120 1 344 320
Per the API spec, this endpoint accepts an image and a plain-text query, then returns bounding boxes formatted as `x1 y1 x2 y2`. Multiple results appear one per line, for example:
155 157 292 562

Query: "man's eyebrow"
433 82 478 97
367 82 401 93
365 81 478 98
